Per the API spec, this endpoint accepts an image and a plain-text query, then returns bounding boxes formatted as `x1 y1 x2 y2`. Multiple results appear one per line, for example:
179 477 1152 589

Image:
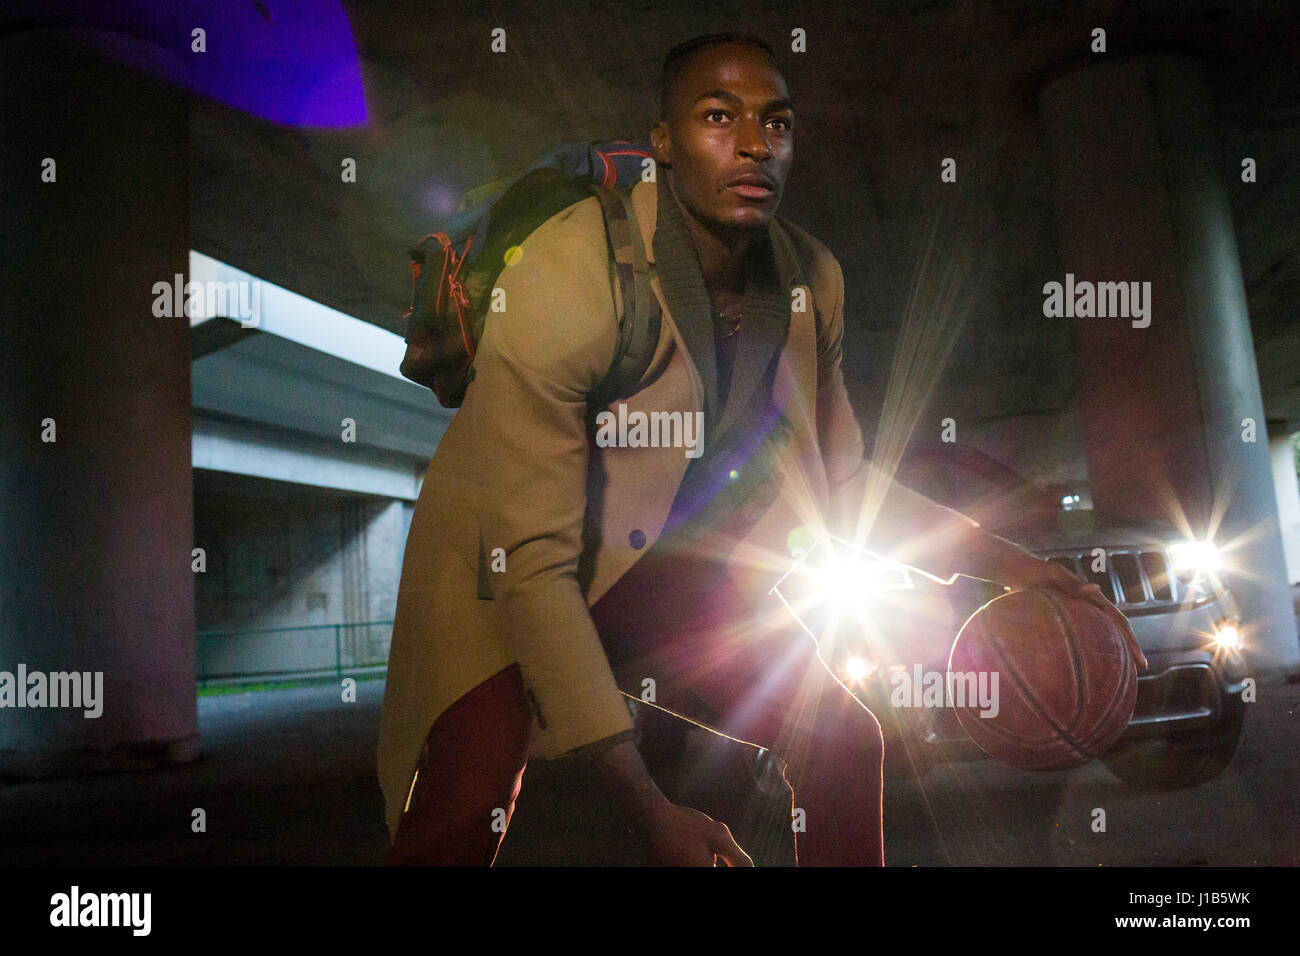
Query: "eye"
704 109 730 123
767 117 791 131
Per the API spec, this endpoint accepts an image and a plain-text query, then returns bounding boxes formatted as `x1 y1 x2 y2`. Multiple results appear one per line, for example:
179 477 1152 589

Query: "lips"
727 172 777 200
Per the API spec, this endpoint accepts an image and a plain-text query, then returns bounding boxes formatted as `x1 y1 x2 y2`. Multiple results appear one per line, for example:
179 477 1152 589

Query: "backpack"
399 140 662 409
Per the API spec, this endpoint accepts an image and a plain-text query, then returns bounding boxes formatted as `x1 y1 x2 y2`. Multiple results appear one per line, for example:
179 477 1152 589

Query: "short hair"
659 32 779 120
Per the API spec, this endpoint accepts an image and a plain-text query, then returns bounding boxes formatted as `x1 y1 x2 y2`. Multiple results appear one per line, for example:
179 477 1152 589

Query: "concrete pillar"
1268 423 1300 586
1039 54 1299 673
0 33 199 775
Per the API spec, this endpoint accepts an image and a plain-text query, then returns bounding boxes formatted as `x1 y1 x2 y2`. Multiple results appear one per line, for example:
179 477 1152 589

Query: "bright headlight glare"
1169 541 1221 574
808 557 914 608
1214 625 1242 651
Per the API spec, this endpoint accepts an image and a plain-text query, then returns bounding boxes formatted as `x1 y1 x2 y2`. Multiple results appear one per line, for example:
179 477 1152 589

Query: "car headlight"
1169 541 1221 576
1213 624 1242 651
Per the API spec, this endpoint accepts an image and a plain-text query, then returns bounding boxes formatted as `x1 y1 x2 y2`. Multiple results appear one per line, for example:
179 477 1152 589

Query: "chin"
696 202 773 236
730 211 774 231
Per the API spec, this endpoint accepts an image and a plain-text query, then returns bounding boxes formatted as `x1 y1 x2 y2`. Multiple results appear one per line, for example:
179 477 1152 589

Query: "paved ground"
0 680 391 866
1 668 1297 866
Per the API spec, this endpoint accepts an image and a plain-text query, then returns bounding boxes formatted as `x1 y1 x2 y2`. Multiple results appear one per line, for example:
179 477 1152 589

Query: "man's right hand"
637 801 754 867
593 737 753 866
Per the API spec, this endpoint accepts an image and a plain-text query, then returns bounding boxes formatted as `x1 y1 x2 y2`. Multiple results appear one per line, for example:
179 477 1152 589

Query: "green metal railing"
196 620 394 689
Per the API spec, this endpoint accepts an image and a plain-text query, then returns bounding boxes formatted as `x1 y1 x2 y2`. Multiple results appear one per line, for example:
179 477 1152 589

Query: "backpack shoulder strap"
588 184 661 405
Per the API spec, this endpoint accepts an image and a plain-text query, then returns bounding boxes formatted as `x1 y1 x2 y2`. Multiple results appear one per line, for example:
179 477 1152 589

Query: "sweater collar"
648 173 799 443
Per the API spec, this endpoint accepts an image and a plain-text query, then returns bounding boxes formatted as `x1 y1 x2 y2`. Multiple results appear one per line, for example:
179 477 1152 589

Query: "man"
378 32 1106 866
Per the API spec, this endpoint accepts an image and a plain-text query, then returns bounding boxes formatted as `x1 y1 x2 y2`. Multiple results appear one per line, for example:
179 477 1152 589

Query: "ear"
651 120 671 168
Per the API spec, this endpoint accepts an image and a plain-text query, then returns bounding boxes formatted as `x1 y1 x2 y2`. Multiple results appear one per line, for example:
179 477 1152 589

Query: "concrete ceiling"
189 0 1300 437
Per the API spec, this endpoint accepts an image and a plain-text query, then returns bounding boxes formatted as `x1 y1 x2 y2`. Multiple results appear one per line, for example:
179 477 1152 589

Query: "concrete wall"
193 473 406 680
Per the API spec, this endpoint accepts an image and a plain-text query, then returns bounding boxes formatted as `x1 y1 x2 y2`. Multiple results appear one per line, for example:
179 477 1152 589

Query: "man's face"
652 43 794 235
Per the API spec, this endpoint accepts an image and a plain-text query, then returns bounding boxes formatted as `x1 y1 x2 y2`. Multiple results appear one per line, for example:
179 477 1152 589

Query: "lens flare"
844 657 874 682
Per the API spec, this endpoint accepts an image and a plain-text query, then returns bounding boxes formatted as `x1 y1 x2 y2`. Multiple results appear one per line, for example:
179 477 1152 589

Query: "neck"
669 174 753 299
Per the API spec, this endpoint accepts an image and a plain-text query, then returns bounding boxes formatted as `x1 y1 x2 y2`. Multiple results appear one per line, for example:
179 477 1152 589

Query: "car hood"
1005 521 1186 554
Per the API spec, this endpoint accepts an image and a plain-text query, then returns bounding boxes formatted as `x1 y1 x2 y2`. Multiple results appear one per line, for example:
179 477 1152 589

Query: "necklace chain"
711 305 742 339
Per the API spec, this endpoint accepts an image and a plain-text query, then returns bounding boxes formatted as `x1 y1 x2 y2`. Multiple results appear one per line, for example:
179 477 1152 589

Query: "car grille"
1040 547 1191 609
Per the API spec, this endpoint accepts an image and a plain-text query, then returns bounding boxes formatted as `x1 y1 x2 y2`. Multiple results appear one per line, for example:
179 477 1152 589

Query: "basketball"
946 589 1139 771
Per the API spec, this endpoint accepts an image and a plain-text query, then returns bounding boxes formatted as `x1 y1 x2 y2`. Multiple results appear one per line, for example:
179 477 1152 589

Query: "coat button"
628 529 646 550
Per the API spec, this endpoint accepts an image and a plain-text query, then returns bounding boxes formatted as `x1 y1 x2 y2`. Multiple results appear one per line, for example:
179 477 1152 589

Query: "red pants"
386 563 885 866
385 663 533 866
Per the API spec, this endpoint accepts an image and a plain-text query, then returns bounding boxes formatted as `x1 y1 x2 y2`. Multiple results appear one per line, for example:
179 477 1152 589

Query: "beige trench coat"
376 176 978 839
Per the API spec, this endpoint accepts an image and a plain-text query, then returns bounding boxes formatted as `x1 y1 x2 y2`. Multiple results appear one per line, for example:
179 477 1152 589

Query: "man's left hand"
999 552 1102 602
994 551 1148 673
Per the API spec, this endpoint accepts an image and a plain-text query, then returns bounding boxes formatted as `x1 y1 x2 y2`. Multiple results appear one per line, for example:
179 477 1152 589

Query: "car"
763 444 1249 791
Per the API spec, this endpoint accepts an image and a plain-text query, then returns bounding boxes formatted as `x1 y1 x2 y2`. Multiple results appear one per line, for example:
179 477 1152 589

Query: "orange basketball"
946 589 1138 771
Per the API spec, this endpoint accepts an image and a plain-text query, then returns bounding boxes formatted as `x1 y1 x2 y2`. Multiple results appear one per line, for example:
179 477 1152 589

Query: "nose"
736 115 772 162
